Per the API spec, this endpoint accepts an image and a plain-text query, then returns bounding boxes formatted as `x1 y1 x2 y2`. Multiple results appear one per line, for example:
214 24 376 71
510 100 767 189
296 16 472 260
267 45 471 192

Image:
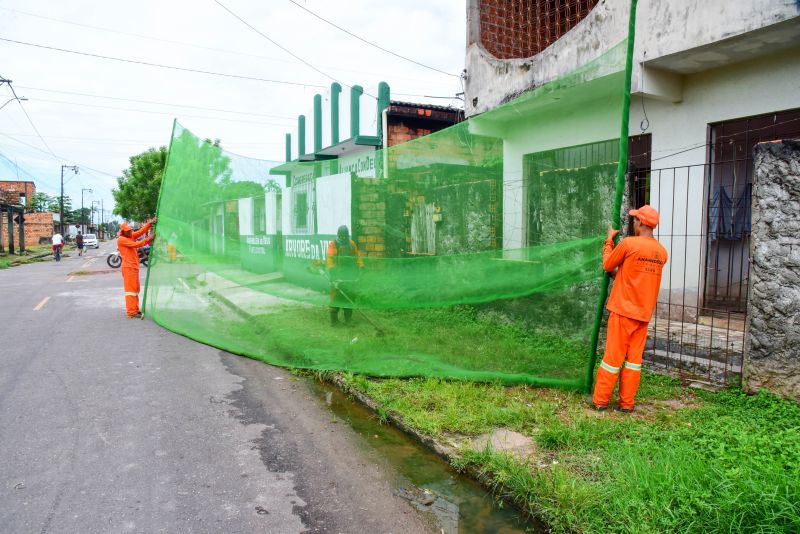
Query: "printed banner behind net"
145 41 627 388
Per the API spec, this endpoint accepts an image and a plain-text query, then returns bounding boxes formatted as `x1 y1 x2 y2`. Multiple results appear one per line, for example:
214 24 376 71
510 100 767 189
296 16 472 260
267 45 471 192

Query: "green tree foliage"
29 192 53 212
112 146 168 221
46 196 72 214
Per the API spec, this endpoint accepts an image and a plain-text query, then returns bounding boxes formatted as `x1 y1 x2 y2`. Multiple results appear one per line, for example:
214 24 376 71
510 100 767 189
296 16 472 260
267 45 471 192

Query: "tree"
112 146 168 221
47 196 72 214
29 192 53 212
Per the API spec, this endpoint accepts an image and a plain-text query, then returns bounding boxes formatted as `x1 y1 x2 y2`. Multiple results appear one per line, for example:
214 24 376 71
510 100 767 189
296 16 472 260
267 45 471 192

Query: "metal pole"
7 208 14 255
60 166 64 235
18 207 25 253
585 0 639 392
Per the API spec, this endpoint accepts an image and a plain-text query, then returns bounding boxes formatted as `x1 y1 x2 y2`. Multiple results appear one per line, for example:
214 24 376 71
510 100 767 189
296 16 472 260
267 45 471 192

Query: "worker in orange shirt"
590 205 667 412
117 218 156 318
326 225 364 326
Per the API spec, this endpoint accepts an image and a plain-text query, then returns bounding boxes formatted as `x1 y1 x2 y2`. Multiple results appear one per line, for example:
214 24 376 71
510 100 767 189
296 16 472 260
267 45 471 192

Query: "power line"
0 36 328 89
285 0 459 79
0 149 62 193
0 132 118 178
0 132 282 146
16 86 295 120
1 76 57 157
26 97 296 127
0 6 449 86
212 0 375 98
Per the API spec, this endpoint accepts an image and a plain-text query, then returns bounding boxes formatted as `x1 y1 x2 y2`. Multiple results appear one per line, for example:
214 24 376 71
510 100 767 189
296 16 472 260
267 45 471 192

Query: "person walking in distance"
590 205 668 413
76 231 84 257
117 219 156 318
51 232 64 261
326 225 363 326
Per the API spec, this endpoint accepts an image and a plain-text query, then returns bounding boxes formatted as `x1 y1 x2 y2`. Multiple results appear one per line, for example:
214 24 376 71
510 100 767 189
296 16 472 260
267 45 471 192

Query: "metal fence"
630 161 750 386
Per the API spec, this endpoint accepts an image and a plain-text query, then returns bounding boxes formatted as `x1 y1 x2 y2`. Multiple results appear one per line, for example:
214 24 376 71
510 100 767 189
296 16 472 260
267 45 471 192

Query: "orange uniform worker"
117 219 155 318
326 225 364 326
591 205 667 412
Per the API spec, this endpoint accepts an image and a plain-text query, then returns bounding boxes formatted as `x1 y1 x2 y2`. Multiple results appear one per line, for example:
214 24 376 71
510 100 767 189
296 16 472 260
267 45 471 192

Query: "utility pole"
81 188 92 234
60 165 78 235
101 199 105 239
91 200 100 231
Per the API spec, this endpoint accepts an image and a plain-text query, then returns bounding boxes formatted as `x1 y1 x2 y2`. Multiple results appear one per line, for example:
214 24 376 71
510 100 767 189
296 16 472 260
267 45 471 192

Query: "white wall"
315 172 352 235
281 186 293 234
237 197 254 236
628 48 800 292
265 191 279 235
497 82 622 249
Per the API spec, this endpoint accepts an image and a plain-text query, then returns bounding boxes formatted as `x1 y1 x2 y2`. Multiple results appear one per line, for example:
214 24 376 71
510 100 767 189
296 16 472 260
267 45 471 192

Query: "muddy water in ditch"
307 381 542 534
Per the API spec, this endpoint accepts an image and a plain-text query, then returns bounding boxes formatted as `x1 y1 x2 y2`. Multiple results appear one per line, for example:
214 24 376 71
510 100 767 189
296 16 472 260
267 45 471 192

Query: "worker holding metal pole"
589 205 668 413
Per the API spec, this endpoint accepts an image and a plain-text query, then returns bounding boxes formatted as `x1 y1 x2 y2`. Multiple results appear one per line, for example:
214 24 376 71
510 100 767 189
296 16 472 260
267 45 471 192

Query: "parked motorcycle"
106 245 149 268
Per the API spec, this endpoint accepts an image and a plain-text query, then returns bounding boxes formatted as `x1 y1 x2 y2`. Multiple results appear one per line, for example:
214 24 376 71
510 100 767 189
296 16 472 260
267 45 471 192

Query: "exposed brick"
478 0 598 60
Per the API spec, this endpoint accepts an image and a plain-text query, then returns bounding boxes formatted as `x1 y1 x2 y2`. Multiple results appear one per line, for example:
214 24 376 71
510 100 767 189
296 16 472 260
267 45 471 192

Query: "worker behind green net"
326 225 364 326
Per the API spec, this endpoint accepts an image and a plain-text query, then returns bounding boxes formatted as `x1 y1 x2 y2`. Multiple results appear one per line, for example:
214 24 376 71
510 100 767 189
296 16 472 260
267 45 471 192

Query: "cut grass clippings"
337 373 800 534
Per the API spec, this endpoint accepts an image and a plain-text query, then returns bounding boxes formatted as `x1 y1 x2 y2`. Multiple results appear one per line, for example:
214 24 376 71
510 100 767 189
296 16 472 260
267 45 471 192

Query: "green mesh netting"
144 40 629 389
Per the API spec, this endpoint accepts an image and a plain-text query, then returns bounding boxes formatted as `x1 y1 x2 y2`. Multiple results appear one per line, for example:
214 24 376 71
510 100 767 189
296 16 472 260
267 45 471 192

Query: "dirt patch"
470 428 538 461
69 269 116 276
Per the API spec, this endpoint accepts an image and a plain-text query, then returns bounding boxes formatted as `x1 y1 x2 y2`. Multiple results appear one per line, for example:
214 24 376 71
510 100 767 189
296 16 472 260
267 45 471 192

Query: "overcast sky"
0 0 466 219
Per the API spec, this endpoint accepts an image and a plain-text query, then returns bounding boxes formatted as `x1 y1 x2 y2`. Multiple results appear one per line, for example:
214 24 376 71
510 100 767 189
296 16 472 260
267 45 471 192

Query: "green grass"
219 305 588 383
339 373 800 533
0 259 10 269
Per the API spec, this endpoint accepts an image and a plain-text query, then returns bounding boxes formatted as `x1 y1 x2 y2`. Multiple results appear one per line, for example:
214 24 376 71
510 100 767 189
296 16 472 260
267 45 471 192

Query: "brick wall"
353 180 387 259
0 181 36 207
1 211 55 250
479 0 598 59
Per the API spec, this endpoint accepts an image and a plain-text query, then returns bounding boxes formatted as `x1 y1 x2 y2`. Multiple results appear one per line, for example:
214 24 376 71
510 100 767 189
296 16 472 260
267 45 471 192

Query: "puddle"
307 381 543 534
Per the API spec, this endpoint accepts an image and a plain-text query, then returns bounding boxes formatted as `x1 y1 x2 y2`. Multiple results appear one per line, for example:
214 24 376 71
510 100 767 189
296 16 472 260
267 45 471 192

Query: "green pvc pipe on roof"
285 133 291 162
377 81 390 141
585 0 639 393
298 115 306 156
313 94 322 153
350 85 363 138
330 83 341 145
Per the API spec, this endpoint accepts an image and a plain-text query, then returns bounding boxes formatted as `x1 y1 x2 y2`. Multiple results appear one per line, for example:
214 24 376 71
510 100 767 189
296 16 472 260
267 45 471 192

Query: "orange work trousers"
121 266 141 317
592 312 648 410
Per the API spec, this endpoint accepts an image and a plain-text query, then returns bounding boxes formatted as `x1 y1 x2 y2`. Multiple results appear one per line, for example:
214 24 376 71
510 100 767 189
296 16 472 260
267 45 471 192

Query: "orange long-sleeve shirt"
326 239 364 270
603 236 668 322
117 222 152 270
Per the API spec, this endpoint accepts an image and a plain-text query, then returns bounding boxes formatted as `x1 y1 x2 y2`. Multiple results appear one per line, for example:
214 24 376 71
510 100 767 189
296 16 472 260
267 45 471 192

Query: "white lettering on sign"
246 236 272 246
284 236 332 261
339 153 375 177
248 246 267 255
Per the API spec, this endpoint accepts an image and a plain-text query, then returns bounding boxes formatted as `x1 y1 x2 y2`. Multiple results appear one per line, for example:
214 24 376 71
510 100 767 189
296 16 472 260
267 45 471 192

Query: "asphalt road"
0 243 433 533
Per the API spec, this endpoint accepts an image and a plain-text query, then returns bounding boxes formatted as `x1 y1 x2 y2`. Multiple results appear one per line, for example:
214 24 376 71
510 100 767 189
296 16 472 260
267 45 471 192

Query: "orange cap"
120 222 133 233
629 205 659 228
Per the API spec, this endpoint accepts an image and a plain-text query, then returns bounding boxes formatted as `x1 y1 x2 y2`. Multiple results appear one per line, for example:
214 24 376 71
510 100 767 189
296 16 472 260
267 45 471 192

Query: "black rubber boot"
330 308 339 326
343 308 353 325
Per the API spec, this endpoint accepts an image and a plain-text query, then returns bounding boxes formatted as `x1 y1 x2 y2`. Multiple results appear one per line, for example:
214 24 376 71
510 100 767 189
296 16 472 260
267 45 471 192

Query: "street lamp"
81 188 93 234
60 165 79 235
0 96 27 110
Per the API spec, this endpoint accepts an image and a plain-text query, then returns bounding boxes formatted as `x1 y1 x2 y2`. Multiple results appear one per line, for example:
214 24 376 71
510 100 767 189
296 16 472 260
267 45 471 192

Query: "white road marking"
33 296 51 311
67 276 75 282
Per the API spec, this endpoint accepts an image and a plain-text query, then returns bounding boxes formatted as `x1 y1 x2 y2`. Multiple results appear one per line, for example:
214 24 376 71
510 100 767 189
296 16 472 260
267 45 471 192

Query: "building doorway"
704 108 800 313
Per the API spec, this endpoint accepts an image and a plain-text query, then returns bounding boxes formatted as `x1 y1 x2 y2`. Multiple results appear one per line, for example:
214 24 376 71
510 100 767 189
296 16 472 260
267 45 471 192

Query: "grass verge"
338 373 800 533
